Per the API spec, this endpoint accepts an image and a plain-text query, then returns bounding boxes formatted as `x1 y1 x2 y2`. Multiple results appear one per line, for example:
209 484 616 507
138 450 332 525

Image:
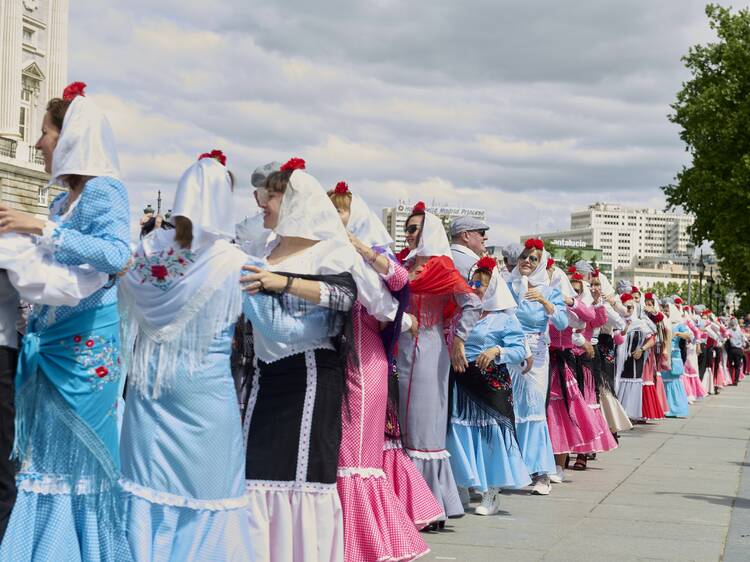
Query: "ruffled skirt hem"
514 419 556 476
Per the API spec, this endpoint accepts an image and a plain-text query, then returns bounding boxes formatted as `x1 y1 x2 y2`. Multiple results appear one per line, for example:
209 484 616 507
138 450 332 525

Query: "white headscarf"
549 265 576 299
509 249 550 298
405 210 451 260
596 271 615 296
172 157 234 251
51 96 120 184
275 170 348 242
347 194 393 249
470 264 516 312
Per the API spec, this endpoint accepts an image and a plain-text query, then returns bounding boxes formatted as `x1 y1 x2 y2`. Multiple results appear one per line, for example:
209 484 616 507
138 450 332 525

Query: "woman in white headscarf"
327 184 433 561
446 257 529 516
660 300 692 418
0 82 132 561
239 159 383 562
506 239 569 496
395 201 482 526
118 152 253 561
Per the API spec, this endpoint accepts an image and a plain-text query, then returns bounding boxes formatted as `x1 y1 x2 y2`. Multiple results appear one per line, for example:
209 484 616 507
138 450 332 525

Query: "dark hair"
140 216 174 239
174 216 193 249
404 209 425 248
46 97 72 130
264 170 293 193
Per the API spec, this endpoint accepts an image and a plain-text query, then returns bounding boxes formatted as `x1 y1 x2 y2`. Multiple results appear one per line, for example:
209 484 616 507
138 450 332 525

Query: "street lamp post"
697 250 706 305
686 242 695 306
707 267 715 311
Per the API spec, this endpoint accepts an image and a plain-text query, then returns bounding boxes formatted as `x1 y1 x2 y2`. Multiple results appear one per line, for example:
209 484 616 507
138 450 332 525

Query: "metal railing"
28 145 44 166
0 137 17 158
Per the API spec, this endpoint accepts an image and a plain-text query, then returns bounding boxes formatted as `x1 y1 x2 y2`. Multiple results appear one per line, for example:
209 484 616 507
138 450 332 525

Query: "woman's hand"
524 287 545 303
117 257 134 277
631 347 643 360
0 206 45 235
240 265 288 295
406 313 419 339
583 341 596 359
348 232 370 256
476 346 501 370
522 354 534 374
451 336 469 373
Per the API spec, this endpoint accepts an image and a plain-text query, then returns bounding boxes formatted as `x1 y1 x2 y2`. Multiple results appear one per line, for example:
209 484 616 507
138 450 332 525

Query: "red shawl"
409 255 473 322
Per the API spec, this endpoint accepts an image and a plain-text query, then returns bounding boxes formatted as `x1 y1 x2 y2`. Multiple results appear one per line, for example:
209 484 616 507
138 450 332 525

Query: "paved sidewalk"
423 381 750 561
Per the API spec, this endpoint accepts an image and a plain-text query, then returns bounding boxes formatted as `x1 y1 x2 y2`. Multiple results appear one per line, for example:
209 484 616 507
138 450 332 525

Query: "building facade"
522 202 695 271
0 0 69 217
382 201 487 251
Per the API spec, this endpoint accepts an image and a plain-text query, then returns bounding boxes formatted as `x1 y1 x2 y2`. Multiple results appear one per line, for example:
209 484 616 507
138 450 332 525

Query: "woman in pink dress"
641 293 667 420
329 185 433 562
682 306 707 402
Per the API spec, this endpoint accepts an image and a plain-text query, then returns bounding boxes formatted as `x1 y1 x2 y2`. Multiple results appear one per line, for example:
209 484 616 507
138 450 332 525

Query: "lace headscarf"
469 264 516 312
405 210 451 261
347 194 393 249
509 249 551 298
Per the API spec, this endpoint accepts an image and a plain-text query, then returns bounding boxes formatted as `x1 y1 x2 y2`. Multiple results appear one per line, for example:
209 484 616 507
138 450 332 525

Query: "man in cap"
449 216 490 279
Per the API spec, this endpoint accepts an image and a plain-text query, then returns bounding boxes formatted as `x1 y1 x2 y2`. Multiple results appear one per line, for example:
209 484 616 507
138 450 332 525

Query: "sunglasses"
469 280 482 289
405 224 420 234
470 229 487 237
519 253 539 264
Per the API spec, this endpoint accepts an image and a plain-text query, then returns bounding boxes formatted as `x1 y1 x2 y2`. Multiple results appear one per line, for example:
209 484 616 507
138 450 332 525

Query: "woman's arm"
547 288 570 331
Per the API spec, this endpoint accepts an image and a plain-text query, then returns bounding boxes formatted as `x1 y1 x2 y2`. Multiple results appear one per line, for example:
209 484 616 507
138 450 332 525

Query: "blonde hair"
327 190 352 212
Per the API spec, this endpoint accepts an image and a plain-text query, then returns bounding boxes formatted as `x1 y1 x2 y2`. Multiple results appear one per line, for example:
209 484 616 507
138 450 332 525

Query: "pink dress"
641 338 666 420
682 321 707 401
546 300 603 454
337 262 431 562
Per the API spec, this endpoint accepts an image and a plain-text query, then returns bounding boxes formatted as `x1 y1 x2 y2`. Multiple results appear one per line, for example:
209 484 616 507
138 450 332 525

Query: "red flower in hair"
571 272 584 281
567 265 577 274
62 81 87 101
674 296 683 305
280 157 306 171
591 268 600 277
631 285 640 294
334 181 349 194
412 201 426 213
653 312 664 323
396 247 410 263
476 256 497 272
620 293 634 304
198 149 227 166
524 238 544 251
546 258 555 269
644 292 655 301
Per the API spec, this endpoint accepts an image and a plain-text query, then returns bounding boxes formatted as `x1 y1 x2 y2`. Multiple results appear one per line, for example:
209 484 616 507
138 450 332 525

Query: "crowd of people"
0 82 748 562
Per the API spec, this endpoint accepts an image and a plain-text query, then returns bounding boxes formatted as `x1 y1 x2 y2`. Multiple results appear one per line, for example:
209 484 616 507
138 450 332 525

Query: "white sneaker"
474 488 501 516
549 466 565 484
531 474 551 495
458 486 470 509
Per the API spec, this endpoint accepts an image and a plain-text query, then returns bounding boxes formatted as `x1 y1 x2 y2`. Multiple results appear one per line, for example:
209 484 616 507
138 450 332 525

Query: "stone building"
0 0 69 217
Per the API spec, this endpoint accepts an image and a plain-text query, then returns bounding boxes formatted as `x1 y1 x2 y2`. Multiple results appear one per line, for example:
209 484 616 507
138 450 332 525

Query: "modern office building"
382 201 487 250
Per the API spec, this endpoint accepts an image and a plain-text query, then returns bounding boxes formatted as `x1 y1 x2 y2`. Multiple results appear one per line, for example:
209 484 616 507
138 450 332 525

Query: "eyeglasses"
519 253 539 264
405 224 420 234
469 280 482 289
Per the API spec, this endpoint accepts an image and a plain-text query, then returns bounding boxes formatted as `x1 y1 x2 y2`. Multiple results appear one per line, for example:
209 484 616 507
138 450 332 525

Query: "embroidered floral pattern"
61 334 120 391
132 246 196 291
479 363 513 404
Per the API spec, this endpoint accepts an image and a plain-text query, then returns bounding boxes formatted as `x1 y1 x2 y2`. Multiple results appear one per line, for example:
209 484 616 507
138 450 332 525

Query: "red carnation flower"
631 285 640 294
571 272 584 281
151 264 168 280
198 149 227 166
653 312 664 323
674 297 683 305
476 256 497 272
62 81 87 101
567 265 577 274
85 339 95 348
95 366 109 378
280 157 306 171
412 201 426 213
591 269 600 277
524 238 544 251
621 293 634 304
644 292 655 301
334 181 349 194
73 335 82 343
546 258 555 269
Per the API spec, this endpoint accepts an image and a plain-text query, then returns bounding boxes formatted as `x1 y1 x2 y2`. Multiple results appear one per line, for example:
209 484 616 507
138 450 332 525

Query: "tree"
663 4 750 315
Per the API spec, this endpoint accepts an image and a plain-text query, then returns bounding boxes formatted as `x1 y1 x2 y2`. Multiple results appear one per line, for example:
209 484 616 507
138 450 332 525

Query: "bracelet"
280 276 294 295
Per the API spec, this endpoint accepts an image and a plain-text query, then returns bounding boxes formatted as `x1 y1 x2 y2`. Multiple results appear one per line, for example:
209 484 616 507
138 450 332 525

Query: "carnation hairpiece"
524 238 544 251
571 272 584 281
334 181 349 194
546 258 555 269
621 293 634 304
412 201 426 213
644 292 655 301
198 149 227 166
62 81 86 101
631 285 640 294
567 265 577 274
280 157 306 171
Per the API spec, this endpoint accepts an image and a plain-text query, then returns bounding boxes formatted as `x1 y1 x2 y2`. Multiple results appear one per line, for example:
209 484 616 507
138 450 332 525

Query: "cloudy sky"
69 0 743 245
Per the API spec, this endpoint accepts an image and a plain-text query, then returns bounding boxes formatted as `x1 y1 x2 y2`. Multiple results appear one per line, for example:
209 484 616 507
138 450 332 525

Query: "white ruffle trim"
120 478 248 511
405 448 451 461
336 467 385 479
450 418 501 427
383 439 402 451
17 473 96 495
515 414 547 423
246 480 338 494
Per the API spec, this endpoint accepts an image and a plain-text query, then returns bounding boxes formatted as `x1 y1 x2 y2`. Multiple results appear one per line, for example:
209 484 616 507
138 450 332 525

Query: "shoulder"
82 176 128 205
313 239 359 274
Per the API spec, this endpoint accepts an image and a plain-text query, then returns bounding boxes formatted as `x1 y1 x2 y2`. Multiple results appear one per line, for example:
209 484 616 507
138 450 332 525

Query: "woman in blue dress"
0 82 132 561
506 240 569 496
118 152 253 561
660 300 691 418
447 257 530 516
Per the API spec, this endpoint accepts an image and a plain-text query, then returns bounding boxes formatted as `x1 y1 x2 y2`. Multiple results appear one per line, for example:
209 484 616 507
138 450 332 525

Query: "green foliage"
663 4 750 315
563 249 584 267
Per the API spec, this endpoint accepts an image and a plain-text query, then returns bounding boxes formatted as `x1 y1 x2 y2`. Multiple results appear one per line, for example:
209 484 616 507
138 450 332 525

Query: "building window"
21 88 32 102
23 28 34 43
38 185 49 206
19 107 28 141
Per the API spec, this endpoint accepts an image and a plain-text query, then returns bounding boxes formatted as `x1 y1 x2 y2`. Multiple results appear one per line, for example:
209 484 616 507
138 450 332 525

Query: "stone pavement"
423 380 750 561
